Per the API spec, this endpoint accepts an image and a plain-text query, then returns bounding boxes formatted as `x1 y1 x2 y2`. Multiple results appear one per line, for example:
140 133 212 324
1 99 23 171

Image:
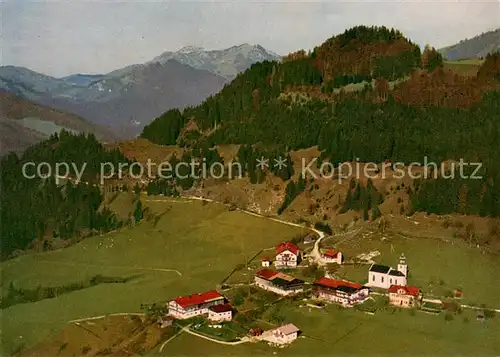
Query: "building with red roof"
168 290 225 319
255 269 304 296
275 242 301 269
388 285 423 308
320 249 343 265
312 277 369 307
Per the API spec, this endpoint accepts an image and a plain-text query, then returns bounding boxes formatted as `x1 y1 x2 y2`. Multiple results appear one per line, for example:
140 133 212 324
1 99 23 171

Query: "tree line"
0 131 132 259
139 27 500 218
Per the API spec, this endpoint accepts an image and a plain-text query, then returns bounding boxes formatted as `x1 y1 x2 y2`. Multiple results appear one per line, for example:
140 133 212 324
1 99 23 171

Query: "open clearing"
325 228 500 307
157 304 499 356
0 196 306 355
443 59 484 76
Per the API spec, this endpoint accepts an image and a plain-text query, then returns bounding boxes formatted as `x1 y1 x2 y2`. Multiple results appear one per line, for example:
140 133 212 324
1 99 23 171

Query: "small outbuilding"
261 323 300 345
208 303 233 322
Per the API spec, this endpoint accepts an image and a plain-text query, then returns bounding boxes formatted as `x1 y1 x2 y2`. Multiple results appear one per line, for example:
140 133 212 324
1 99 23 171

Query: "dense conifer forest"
141 26 500 218
0 131 132 259
3 26 499 258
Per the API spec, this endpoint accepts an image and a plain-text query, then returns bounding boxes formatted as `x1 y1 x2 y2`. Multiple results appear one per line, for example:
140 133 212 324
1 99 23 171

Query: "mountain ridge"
151 43 281 79
0 91 114 155
0 43 280 138
439 28 500 60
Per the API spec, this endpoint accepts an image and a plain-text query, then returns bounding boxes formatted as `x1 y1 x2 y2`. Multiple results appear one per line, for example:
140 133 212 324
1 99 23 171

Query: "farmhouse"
367 254 408 289
261 323 300 345
275 242 301 269
388 285 422 308
312 277 369 307
168 290 225 319
320 249 343 264
255 268 304 296
261 258 271 267
208 303 233 322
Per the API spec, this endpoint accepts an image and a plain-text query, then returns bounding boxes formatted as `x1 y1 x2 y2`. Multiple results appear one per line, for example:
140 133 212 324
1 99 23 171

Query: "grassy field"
443 59 484 76
0 196 306 355
325 229 500 307
158 301 499 356
2 196 499 356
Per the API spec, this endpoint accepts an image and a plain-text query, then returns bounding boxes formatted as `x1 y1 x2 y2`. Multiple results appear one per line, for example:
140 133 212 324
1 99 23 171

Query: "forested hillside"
142 26 500 219
0 131 133 259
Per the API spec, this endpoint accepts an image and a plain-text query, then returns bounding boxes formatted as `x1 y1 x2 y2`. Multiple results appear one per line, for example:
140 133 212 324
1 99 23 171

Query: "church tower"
397 253 408 276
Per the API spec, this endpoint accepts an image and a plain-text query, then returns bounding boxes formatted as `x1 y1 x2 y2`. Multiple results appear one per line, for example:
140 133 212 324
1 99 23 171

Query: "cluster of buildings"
258 243 422 310
166 288 301 345
262 242 344 269
366 253 422 308
165 240 423 348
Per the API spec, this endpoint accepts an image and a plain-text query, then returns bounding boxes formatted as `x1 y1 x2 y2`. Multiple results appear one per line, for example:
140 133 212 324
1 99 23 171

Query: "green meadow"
0 196 305 355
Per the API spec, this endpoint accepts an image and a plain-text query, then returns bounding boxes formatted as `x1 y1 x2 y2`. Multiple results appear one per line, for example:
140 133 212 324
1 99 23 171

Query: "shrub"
82 346 91 354
484 309 496 319
234 295 244 306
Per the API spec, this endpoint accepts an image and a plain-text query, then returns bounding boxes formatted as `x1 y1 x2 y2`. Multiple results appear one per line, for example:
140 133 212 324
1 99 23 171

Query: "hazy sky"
2 0 499 77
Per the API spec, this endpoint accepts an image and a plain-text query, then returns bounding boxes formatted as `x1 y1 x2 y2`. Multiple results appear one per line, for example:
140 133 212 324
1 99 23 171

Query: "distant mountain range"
0 92 114 155
0 44 281 139
439 28 500 60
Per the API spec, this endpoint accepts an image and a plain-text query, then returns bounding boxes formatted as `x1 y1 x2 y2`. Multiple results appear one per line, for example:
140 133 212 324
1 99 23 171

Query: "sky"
2 0 499 77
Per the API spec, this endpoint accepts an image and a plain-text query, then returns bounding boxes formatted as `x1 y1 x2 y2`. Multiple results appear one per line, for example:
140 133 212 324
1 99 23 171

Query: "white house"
367 254 408 289
168 290 225 319
320 249 343 264
275 242 300 269
261 324 300 345
261 258 271 267
208 303 233 322
255 269 304 296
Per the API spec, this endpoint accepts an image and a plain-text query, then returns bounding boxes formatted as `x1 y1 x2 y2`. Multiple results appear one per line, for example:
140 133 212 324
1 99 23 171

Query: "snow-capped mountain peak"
151 43 281 79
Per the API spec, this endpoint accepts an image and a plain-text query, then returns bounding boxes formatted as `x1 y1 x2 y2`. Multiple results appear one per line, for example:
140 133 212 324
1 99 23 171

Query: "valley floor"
1 196 499 356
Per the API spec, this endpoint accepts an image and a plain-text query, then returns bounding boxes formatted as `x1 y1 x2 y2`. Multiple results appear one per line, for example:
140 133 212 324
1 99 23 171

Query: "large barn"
312 277 369 307
255 268 304 296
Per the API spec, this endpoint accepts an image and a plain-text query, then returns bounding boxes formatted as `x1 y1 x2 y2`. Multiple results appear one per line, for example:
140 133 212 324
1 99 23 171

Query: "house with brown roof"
167 290 225 319
255 268 304 296
388 285 422 308
312 277 370 307
208 303 233 322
